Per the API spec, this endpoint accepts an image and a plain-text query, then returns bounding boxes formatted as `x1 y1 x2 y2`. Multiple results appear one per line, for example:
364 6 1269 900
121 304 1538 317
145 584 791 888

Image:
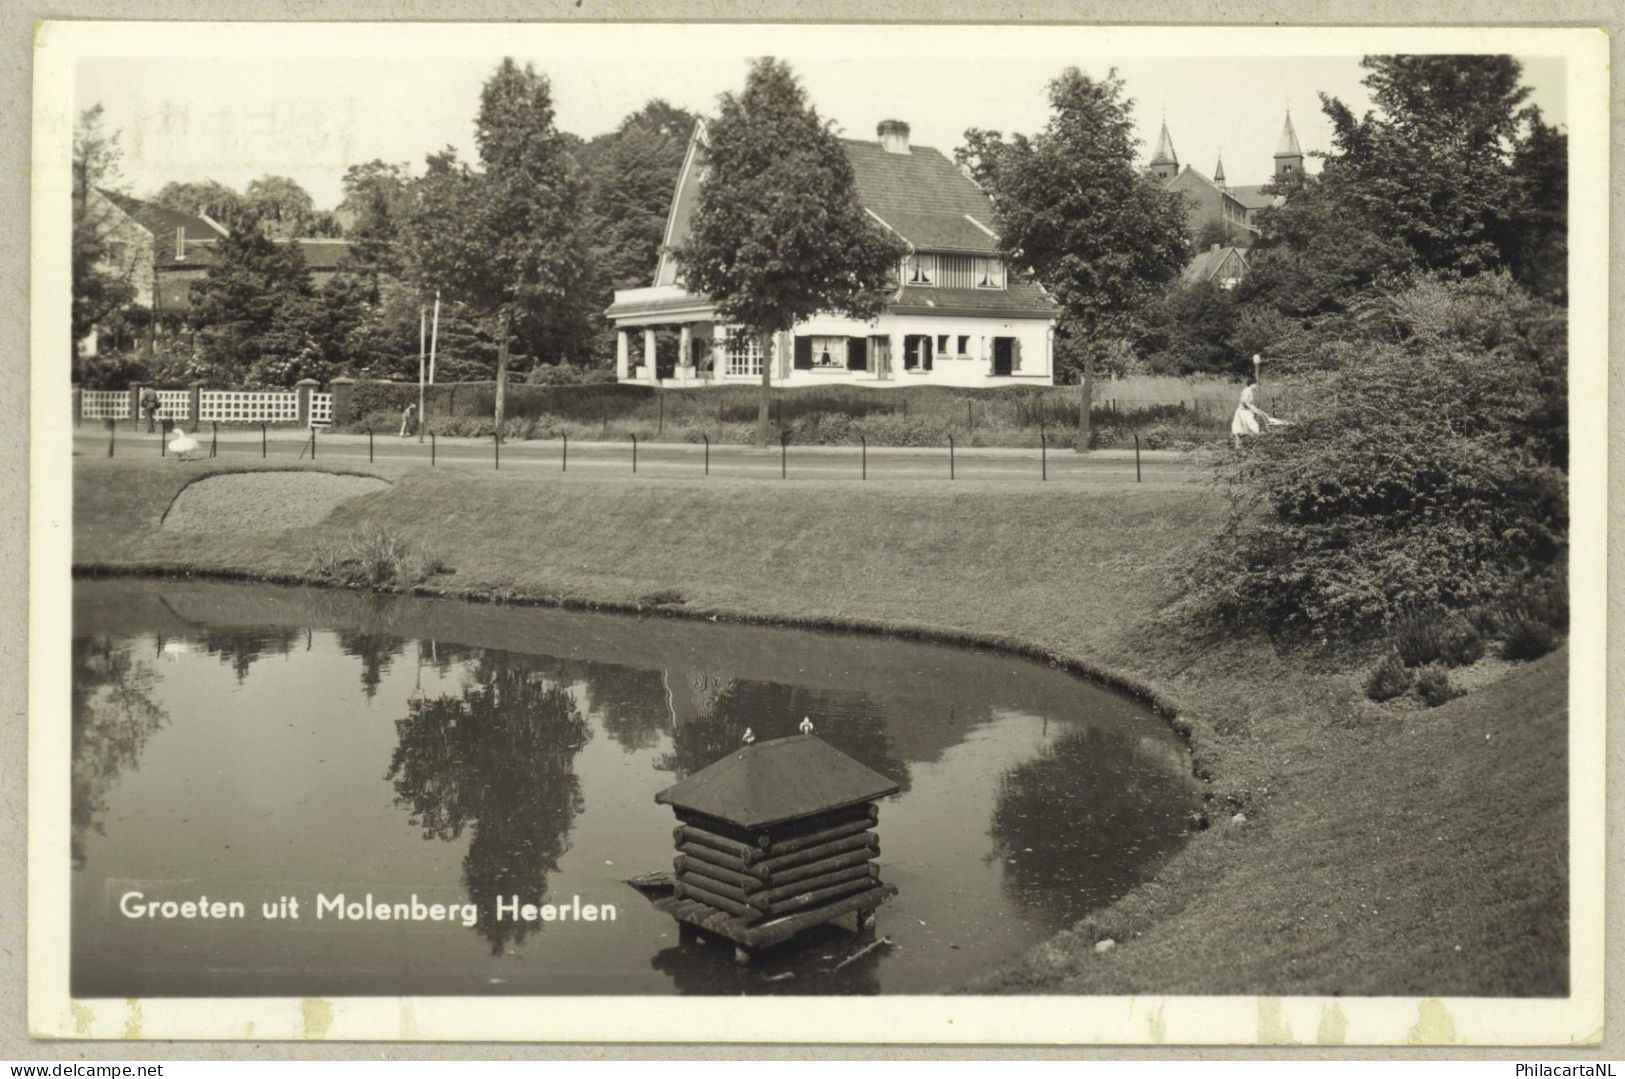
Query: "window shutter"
1011 338 1022 372
794 336 813 370
848 337 867 371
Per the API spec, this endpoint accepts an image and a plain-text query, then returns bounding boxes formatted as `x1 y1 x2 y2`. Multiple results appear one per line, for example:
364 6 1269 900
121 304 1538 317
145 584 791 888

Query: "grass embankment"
72 458 1567 996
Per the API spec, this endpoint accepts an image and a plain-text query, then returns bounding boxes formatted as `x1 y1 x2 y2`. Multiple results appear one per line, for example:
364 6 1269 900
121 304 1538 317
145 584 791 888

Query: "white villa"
606 119 1060 388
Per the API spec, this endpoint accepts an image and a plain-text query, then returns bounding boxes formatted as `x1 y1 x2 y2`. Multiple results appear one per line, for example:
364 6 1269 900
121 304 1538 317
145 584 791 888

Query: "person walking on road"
1231 374 1272 450
400 403 417 438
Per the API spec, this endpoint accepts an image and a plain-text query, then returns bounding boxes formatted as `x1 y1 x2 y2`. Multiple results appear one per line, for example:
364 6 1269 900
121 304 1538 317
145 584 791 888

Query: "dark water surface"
72 578 1198 996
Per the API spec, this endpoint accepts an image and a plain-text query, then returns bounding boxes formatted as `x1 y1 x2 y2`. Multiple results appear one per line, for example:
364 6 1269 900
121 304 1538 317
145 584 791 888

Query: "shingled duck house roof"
655 734 901 832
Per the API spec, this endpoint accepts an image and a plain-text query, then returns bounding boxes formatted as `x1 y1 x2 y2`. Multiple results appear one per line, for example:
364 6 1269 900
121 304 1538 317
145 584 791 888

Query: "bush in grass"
311 525 446 590
1391 607 1485 668
1189 273 1567 644
1413 665 1465 708
1364 652 1413 702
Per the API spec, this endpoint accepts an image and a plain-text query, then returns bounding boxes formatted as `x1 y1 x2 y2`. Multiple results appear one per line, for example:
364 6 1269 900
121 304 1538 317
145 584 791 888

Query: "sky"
72 24 1570 211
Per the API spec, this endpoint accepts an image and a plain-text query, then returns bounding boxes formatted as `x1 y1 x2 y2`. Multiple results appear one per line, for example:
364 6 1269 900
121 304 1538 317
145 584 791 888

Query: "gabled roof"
890 281 1056 318
1226 184 1285 212
838 138 999 255
655 734 900 831
100 190 227 244
1182 245 1250 284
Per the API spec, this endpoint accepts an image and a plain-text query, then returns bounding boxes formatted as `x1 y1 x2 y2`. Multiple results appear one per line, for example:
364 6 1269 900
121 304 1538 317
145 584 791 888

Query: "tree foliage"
679 58 905 444
1243 55 1566 319
1188 273 1566 642
958 68 1190 447
72 105 139 372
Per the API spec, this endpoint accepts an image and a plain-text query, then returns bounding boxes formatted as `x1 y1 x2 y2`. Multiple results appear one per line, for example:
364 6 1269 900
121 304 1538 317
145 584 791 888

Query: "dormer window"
905 254 937 287
974 257 1005 289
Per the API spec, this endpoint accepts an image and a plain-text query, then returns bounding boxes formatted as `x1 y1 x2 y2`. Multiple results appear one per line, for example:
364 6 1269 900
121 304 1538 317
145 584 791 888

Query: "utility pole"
417 304 427 443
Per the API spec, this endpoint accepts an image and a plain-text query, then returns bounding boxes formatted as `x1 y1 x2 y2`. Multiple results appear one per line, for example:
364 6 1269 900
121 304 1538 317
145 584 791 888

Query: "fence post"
658 394 664 437
261 422 267 458
949 434 955 480
562 432 568 472
631 433 638 473
1041 433 1047 482
1134 434 1141 484
702 433 709 477
367 426 374 463
189 383 202 429
106 419 114 458
128 383 143 431
329 376 356 428
160 425 166 456
73 387 82 427
429 432 436 467
295 378 318 427
860 435 866 481
210 422 218 458
780 431 788 479
309 429 317 459
494 431 500 470
967 399 973 431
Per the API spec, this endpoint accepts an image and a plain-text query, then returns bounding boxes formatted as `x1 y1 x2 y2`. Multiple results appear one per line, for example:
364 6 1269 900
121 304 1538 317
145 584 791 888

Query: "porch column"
643 328 658 384
678 324 693 372
615 329 630 381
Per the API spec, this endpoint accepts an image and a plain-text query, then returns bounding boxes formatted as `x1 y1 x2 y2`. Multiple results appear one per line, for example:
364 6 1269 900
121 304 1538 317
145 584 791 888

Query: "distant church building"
1151 110 1305 248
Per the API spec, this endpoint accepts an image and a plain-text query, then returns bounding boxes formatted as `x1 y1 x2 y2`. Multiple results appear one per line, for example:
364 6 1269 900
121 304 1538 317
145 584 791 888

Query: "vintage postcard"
28 20 1608 1045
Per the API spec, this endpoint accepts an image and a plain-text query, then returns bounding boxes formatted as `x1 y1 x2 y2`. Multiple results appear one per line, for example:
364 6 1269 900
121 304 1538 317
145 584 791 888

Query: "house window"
905 254 937 286
936 334 950 356
725 330 761 377
903 334 934 372
974 257 1006 289
811 336 847 368
957 335 971 356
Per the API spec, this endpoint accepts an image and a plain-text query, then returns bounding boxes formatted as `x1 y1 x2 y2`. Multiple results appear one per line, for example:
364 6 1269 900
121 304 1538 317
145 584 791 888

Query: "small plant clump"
311 525 448 590
1413 664 1465 708
1364 651 1413 702
1391 607 1485 669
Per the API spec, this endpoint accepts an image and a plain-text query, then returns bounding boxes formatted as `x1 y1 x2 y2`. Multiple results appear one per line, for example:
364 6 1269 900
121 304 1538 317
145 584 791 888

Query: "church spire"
1213 152 1226 187
1149 119 1179 181
1274 108 1304 180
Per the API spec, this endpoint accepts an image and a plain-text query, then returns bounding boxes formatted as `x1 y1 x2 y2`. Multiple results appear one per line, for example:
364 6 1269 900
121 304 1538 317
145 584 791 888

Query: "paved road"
73 425 1209 487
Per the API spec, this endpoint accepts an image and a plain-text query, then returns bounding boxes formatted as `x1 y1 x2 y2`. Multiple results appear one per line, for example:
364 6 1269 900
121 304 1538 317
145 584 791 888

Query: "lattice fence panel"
154 389 192 420
309 393 333 425
197 390 300 423
80 390 130 420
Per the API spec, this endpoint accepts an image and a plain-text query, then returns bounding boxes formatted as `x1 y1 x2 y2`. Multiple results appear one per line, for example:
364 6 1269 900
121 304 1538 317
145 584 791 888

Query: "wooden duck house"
650 733 900 960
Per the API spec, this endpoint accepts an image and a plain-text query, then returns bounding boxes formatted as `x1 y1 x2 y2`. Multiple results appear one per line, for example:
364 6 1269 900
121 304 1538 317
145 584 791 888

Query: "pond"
71 577 1200 996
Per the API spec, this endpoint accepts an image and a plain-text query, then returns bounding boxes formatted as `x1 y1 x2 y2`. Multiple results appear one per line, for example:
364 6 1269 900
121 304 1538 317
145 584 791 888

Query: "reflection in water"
335 630 407 699
385 651 591 954
657 680 912 794
988 726 1194 928
71 636 170 869
72 579 1199 996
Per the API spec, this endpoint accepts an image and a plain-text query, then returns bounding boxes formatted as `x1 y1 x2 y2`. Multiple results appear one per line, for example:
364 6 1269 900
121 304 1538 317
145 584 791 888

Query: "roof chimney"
877 119 910 155
175 226 186 261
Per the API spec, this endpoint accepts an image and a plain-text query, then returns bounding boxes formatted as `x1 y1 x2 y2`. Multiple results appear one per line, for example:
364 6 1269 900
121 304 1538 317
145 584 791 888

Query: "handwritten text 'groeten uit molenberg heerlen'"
117 891 618 927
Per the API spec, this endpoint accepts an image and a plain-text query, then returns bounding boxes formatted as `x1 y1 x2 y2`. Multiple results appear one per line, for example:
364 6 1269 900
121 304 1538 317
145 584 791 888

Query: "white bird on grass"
741 727 755 745
799 716 815 735
168 427 202 461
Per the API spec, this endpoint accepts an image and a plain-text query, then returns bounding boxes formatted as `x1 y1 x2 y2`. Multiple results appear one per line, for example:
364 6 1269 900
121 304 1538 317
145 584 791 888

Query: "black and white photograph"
25 18 1608 1046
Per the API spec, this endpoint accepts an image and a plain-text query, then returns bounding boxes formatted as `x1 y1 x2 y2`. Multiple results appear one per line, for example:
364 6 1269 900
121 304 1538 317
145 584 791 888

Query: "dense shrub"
1391 608 1485 669
1189 274 1567 643
1413 665 1465 708
1365 652 1413 702
310 525 447 589
1492 571 1567 660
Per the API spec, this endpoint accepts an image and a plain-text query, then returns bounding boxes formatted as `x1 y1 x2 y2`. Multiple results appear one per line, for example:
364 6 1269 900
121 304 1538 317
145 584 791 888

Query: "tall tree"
189 208 323 386
244 174 318 240
679 59 904 445
410 59 591 430
337 160 415 291
1245 55 1564 317
959 68 1190 451
151 178 245 229
71 105 139 372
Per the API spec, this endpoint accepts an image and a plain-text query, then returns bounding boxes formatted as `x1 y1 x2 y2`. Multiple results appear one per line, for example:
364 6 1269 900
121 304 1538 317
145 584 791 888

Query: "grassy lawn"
71 456 1568 996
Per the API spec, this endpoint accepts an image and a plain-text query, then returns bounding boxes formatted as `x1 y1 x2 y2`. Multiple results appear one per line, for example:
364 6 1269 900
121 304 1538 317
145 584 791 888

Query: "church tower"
1273 109 1304 180
1213 153 1227 189
1149 120 1179 181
